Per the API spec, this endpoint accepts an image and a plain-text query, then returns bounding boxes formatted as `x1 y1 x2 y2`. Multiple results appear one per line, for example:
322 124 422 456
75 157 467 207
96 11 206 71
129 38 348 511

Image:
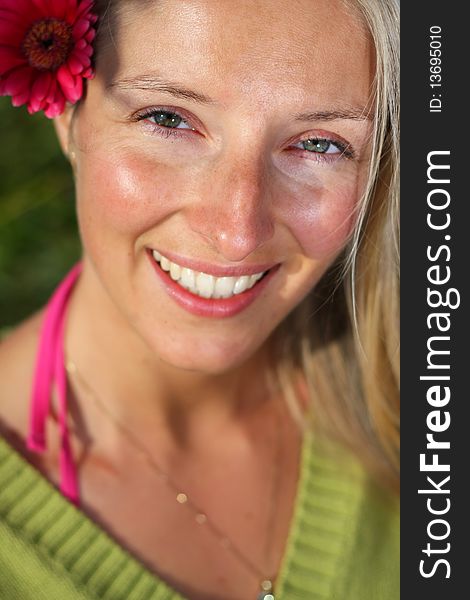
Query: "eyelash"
294 137 354 160
134 108 355 160
134 108 195 140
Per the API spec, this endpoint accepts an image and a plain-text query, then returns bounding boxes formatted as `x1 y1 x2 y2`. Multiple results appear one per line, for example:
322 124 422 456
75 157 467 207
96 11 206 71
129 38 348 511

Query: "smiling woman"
0 1 399 599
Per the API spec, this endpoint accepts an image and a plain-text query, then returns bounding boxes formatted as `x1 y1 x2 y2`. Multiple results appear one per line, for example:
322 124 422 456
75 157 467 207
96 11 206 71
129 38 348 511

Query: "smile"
152 250 267 299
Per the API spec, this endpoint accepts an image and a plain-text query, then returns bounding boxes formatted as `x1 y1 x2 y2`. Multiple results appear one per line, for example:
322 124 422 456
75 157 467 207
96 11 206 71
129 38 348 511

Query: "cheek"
75 150 184 242
276 171 362 259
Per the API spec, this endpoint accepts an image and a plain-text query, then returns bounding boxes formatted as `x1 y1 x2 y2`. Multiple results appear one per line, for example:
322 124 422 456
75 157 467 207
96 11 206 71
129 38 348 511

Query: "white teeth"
152 250 267 300
214 276 236 299
233 275 251 295
180 268 196 292
170 262 181 281
196 272 215 298
160 256 171 272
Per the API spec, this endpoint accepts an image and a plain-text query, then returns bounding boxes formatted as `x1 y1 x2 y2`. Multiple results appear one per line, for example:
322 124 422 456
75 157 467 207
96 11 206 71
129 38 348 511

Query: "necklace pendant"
258 580 275 600
257 593 275 600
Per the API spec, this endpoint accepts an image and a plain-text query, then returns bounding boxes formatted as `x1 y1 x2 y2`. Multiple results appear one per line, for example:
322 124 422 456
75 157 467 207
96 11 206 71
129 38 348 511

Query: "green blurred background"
0 97 81 330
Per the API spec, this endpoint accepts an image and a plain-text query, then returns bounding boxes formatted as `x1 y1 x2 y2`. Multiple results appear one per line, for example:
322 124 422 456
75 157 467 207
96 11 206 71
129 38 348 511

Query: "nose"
187 152 275 263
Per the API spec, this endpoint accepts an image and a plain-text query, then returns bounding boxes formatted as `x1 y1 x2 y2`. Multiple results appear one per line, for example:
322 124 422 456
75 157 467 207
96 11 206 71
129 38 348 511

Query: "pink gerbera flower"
0 0 97 118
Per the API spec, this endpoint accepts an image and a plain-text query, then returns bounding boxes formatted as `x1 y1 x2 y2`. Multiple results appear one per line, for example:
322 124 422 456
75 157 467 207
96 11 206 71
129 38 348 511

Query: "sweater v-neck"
0 432 368 600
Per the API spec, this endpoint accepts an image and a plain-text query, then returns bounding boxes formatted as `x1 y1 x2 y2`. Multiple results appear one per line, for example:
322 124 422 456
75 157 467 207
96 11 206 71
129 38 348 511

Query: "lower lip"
147 251 280 318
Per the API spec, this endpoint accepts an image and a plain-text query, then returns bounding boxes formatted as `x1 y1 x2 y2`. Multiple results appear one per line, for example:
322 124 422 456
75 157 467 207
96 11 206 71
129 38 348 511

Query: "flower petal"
65 74 81 102
3 64 32 95
76 0 94 18
1 0 41 19
0 19 26 45
47 0 69 19
80 43 94 57
73 18 90 39
31 0 50 14
67 54 83 75
57 63 75 88
0 46 26 75
60 71 82 103
65 0 79 22
46 78 58 102
70 49 91 69
0 8 25 26
12 88 30 106
2 0 32 15
84 28 95 43
31 71 52 101
82 66 93 79
28 92 46 112
44 94 65 118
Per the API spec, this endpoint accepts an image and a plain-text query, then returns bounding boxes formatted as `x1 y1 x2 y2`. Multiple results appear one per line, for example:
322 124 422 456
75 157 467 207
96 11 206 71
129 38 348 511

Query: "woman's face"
62 0 374 373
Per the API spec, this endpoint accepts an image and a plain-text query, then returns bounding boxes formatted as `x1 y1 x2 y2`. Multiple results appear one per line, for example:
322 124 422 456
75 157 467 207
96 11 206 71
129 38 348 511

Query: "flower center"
22 18 74 71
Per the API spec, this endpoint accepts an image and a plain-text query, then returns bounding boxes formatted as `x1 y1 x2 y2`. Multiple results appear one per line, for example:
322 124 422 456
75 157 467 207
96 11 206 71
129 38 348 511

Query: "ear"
53 105 76 164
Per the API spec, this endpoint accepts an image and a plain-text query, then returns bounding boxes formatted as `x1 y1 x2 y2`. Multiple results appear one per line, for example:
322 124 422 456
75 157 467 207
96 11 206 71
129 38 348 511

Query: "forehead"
101 0 373 109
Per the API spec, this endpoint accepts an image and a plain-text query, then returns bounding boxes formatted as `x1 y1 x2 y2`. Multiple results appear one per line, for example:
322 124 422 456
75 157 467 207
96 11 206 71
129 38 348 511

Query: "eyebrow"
108 74 372 122
294 108 372 122
107 74 215 105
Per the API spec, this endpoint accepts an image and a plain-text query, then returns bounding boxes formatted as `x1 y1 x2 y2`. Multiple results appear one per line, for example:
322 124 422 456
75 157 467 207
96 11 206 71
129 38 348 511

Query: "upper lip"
149 248 279 278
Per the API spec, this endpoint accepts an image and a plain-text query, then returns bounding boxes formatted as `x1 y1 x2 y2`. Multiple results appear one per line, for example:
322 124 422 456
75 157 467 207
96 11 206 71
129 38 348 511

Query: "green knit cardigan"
0 434 399 599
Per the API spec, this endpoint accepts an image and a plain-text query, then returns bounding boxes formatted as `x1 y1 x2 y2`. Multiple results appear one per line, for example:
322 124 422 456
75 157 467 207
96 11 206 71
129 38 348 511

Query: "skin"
52 0 373 422
0 1 375 598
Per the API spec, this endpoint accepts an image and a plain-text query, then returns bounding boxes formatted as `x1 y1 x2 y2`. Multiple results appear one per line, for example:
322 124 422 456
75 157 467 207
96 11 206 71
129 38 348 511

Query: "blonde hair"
272 0 400 490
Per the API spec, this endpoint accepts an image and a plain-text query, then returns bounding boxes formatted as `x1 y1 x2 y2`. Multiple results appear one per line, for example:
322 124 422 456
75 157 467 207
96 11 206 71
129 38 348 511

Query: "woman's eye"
299 138 343 154
142 110 192 130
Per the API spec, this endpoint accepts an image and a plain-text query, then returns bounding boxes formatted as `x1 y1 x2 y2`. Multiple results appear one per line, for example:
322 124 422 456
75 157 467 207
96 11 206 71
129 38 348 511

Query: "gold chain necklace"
65 359 282 600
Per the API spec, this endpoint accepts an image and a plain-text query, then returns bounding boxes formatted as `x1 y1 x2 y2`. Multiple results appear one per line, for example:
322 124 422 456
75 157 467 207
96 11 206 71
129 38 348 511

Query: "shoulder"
339 477 399 599
325 444 399 599
0 311 44 447
304 436 399 599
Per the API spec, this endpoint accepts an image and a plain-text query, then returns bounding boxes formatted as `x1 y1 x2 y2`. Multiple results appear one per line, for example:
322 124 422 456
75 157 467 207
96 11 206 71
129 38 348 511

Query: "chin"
142 328 269 376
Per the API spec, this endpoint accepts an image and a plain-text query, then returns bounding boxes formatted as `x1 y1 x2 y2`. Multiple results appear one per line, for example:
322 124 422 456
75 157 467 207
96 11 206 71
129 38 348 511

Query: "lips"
152 249 267 299
147 249 280 318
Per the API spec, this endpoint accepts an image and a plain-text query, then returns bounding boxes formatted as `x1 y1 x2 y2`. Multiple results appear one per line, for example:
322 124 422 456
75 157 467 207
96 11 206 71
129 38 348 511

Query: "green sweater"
0 434 399 599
